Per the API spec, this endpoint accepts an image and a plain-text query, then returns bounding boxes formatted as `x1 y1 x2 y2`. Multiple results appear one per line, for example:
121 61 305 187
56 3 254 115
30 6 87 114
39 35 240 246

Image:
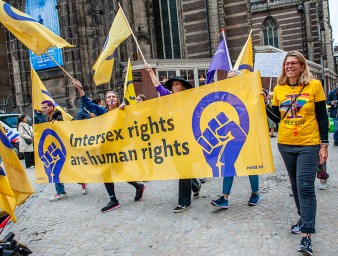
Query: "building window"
262 17 279 48
153 0 181 59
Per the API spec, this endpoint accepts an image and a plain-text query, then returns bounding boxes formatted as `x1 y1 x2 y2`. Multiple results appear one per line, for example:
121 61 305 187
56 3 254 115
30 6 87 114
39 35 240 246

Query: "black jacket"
48 110 63 122
327 88 338 118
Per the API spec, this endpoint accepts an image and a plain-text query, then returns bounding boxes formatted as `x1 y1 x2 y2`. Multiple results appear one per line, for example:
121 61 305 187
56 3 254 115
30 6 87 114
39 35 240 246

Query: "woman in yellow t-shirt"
269 51 328 255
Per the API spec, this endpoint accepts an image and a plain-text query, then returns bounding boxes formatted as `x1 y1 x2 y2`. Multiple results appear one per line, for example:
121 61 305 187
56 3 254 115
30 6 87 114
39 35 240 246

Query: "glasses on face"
284 61 300 67
41 106 50 110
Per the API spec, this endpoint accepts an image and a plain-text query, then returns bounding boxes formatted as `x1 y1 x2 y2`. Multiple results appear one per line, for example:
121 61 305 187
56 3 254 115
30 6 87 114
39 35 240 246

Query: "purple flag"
205 38 232 85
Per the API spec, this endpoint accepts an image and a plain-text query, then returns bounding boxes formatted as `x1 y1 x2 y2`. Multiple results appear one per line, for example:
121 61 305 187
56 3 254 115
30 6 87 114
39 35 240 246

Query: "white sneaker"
49 193 68 202
29 165 35 169
319 180 328 190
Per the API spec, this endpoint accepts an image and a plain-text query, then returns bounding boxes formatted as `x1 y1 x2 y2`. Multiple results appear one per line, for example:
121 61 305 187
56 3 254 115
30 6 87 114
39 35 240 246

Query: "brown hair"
17 114 27 129
277 51 313 86
137 94 147 101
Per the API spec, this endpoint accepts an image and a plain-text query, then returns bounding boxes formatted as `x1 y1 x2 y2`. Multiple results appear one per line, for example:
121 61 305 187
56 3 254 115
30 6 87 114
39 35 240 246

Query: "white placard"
254 53 287 77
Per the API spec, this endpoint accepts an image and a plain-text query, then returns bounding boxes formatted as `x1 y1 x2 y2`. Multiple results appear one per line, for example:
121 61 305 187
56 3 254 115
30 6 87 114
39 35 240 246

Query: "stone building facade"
0 0 336 115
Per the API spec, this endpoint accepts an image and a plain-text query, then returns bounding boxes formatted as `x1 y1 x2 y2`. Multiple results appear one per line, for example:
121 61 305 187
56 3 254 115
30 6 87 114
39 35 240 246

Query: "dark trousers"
104 182 142 201
178 178 200 206
24 152 34 168
278 144 319 234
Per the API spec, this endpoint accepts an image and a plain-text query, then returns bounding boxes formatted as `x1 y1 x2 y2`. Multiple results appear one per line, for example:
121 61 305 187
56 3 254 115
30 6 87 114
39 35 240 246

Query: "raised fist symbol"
192 92 249 177
38 129 66 183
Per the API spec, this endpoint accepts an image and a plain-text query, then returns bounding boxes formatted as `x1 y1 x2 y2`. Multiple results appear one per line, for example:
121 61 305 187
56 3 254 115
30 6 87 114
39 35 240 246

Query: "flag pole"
221 28 233 70
118 3 147 64
44 52 85 93
44 52 74 80
122 58 130 104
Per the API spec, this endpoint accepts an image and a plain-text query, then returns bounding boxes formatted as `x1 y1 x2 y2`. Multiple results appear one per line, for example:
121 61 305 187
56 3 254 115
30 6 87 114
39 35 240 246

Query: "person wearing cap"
144 63 201 213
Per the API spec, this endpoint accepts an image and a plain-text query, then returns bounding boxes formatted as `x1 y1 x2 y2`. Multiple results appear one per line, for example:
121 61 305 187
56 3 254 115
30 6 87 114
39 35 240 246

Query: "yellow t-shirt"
272 79 326 145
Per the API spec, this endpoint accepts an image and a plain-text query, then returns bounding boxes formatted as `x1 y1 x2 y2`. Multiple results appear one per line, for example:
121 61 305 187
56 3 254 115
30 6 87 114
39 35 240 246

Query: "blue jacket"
327 88 338 118
81 95 107 116
76 104 91 120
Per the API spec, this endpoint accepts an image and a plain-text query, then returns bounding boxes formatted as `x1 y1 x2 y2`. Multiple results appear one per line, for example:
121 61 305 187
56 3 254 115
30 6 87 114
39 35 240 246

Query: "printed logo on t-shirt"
280 93 310 119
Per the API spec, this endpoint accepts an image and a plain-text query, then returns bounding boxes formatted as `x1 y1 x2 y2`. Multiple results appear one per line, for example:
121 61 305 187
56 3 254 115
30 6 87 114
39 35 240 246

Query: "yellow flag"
31 68 73 121
92 7 132 85
0 123 35 222
234 30 253 74
123 58 137 105
0 1 73 55
0 166 17 222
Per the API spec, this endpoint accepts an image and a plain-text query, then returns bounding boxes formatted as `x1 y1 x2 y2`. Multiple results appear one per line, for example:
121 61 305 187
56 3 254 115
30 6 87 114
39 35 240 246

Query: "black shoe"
291 219 302 234
173 205 191 213
298 235 313 255
199 178 206 184
334 141 338 146
101 200 120 213
193 183 202 199
134 184 145 201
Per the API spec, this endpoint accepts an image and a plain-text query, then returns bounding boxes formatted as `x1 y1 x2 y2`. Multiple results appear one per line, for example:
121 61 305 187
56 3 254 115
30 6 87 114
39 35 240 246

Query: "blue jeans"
55 183 65 194
222 175 259 195
333 117 338 142
278 144 319 234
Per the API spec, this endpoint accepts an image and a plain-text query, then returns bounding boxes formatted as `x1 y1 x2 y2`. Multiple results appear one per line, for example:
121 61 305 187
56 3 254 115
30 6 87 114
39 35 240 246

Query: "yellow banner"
34 72 274 183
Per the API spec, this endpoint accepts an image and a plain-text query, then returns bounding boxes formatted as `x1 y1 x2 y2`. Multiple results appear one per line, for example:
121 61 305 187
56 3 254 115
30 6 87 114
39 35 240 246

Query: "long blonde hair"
277 51 313 85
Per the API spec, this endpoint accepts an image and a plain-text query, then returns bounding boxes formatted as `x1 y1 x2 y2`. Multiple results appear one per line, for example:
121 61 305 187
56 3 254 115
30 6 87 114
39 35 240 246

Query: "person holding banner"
210 69 260 209
267 51 328 255
41 100 69 201
145 63 201 213
72 79 145 213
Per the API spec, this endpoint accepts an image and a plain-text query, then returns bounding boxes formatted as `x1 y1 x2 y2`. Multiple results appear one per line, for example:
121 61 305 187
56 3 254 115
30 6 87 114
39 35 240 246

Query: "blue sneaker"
211 196 229 208
298 235 313 255
248 192 260 206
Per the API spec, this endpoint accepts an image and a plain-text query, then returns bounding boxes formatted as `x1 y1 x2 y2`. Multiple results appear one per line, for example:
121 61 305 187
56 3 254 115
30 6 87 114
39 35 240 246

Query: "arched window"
262 17 279 48
153 0 181 59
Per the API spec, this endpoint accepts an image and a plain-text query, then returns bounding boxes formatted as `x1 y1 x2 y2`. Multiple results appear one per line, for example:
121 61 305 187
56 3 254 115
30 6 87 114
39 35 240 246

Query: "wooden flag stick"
44 52 85 93
118 3 147 64
45 52 74 80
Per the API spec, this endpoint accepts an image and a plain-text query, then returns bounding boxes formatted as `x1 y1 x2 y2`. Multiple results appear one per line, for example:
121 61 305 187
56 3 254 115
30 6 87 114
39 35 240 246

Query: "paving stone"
1 138 338 255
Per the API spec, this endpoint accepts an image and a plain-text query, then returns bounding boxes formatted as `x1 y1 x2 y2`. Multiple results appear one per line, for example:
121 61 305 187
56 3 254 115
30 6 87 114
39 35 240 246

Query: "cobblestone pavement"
1 137 338 256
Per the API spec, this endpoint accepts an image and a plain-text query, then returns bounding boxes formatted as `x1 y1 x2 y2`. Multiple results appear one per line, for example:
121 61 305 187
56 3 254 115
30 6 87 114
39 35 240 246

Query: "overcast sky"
329 0 337 44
